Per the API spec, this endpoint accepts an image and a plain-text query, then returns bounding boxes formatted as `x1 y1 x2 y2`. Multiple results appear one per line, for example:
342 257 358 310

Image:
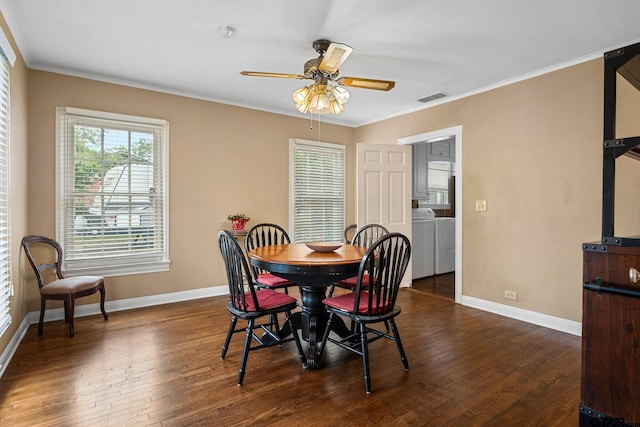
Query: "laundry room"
411 137 456 299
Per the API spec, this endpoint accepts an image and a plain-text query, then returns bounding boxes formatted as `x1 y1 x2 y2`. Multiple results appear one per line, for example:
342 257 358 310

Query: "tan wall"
26 60 606 323
356 60 604 322
614 74 640 237
0 15 29 353
27 71 355 311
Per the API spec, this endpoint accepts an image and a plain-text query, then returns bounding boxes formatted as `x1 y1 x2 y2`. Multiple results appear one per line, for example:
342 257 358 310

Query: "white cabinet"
430 141 450 158
428 140 456 162
412 144 429 199
412 219 435 279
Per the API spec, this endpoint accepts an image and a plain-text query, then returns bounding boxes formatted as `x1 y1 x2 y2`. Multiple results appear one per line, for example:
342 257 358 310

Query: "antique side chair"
21 235 108 337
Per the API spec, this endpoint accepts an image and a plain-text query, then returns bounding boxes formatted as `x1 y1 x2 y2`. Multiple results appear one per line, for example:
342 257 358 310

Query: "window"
0 51 10 337
427 160 454 208
289 138 345 242
56 107 169 276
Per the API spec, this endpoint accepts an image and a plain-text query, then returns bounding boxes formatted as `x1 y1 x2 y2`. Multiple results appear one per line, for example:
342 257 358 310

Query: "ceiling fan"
240 39 395 114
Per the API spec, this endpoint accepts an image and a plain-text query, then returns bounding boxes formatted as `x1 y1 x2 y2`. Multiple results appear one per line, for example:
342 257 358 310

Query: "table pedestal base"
264 285 353 370
298 285 352 369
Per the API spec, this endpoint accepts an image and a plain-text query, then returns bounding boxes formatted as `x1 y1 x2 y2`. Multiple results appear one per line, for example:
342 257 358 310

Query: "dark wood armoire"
580 42 640 426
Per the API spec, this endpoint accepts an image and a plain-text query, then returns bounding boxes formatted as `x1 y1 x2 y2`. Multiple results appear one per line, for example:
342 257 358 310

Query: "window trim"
55 107 170 277
0 49 10 337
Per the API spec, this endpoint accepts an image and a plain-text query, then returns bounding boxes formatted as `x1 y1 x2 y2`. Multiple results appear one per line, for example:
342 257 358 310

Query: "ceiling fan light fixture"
242 39 395 116
293 82 349 115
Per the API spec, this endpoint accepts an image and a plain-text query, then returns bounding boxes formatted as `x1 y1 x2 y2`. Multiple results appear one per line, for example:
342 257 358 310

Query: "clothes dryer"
435 218 455 274
412 208 435 279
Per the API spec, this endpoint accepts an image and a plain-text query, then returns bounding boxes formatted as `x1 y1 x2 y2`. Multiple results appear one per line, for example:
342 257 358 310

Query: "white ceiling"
3 0 640 127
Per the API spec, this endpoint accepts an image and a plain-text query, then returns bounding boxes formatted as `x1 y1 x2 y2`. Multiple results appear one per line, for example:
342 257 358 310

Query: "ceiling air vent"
418 92 449 103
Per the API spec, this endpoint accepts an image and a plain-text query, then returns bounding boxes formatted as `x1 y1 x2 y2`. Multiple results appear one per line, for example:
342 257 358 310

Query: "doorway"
412 273 455 300
398 125 462 303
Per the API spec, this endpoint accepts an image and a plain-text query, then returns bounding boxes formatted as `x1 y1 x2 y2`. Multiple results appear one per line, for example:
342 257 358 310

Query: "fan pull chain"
308 113 322 144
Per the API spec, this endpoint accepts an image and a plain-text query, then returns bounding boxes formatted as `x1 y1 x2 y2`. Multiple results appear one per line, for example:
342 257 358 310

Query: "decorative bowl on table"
305 242 343 252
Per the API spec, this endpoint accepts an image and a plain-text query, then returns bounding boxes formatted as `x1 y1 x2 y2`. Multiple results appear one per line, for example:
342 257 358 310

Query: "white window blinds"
56 107 170 276
289 139 345 243
0 54 10 337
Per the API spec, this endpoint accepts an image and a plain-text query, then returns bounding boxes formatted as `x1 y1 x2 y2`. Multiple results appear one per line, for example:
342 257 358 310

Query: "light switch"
475 200 487 212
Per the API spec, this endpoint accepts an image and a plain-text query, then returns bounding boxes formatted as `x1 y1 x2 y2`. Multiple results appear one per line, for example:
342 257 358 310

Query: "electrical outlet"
504 290 518 300
475 200 487 212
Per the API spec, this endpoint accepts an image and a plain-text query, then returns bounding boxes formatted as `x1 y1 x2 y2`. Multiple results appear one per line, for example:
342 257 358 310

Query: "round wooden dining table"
247 243 366 369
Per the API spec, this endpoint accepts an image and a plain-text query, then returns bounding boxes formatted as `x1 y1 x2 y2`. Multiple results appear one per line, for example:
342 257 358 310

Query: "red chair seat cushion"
323 291 390 315
40 276 103 295
256 273 293 288
335 273 373 290
240 289 297 312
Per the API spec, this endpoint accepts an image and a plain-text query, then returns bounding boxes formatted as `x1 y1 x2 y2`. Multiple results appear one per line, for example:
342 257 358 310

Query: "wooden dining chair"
318 232 411 393
328 223 389 297
343 223 357 243
21 235 108 337
244 223 296 295
218 230 307 385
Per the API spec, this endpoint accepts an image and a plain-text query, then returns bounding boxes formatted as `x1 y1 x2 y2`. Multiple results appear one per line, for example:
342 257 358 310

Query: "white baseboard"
0 285 229 378
461 295 582 336
0 316 30 378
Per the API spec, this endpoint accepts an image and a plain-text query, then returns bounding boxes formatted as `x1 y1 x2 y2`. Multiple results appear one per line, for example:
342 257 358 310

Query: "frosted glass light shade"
292 83 349 115
328 99 345 114
295 101 310 113
331 86 350 104
292 86 311 103
309 92 330 114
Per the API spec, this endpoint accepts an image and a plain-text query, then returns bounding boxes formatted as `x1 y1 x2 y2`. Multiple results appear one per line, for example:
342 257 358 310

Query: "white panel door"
356 143 412 286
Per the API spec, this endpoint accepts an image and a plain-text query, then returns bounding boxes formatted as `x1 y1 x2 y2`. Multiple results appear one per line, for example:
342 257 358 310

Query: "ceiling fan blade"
336 77 395 91
240 71 306 79
319 42 353 74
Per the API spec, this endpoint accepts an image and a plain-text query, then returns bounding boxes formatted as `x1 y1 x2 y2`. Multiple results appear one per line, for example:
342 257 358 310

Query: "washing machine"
435 218 455 274
411 208 436 279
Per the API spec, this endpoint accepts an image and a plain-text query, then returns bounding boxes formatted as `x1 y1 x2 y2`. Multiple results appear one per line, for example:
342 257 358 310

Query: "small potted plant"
227 213 250 231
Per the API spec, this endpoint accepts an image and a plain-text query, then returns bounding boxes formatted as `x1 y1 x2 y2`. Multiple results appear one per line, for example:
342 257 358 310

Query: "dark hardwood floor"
412 272 455 300
0 287 581 426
